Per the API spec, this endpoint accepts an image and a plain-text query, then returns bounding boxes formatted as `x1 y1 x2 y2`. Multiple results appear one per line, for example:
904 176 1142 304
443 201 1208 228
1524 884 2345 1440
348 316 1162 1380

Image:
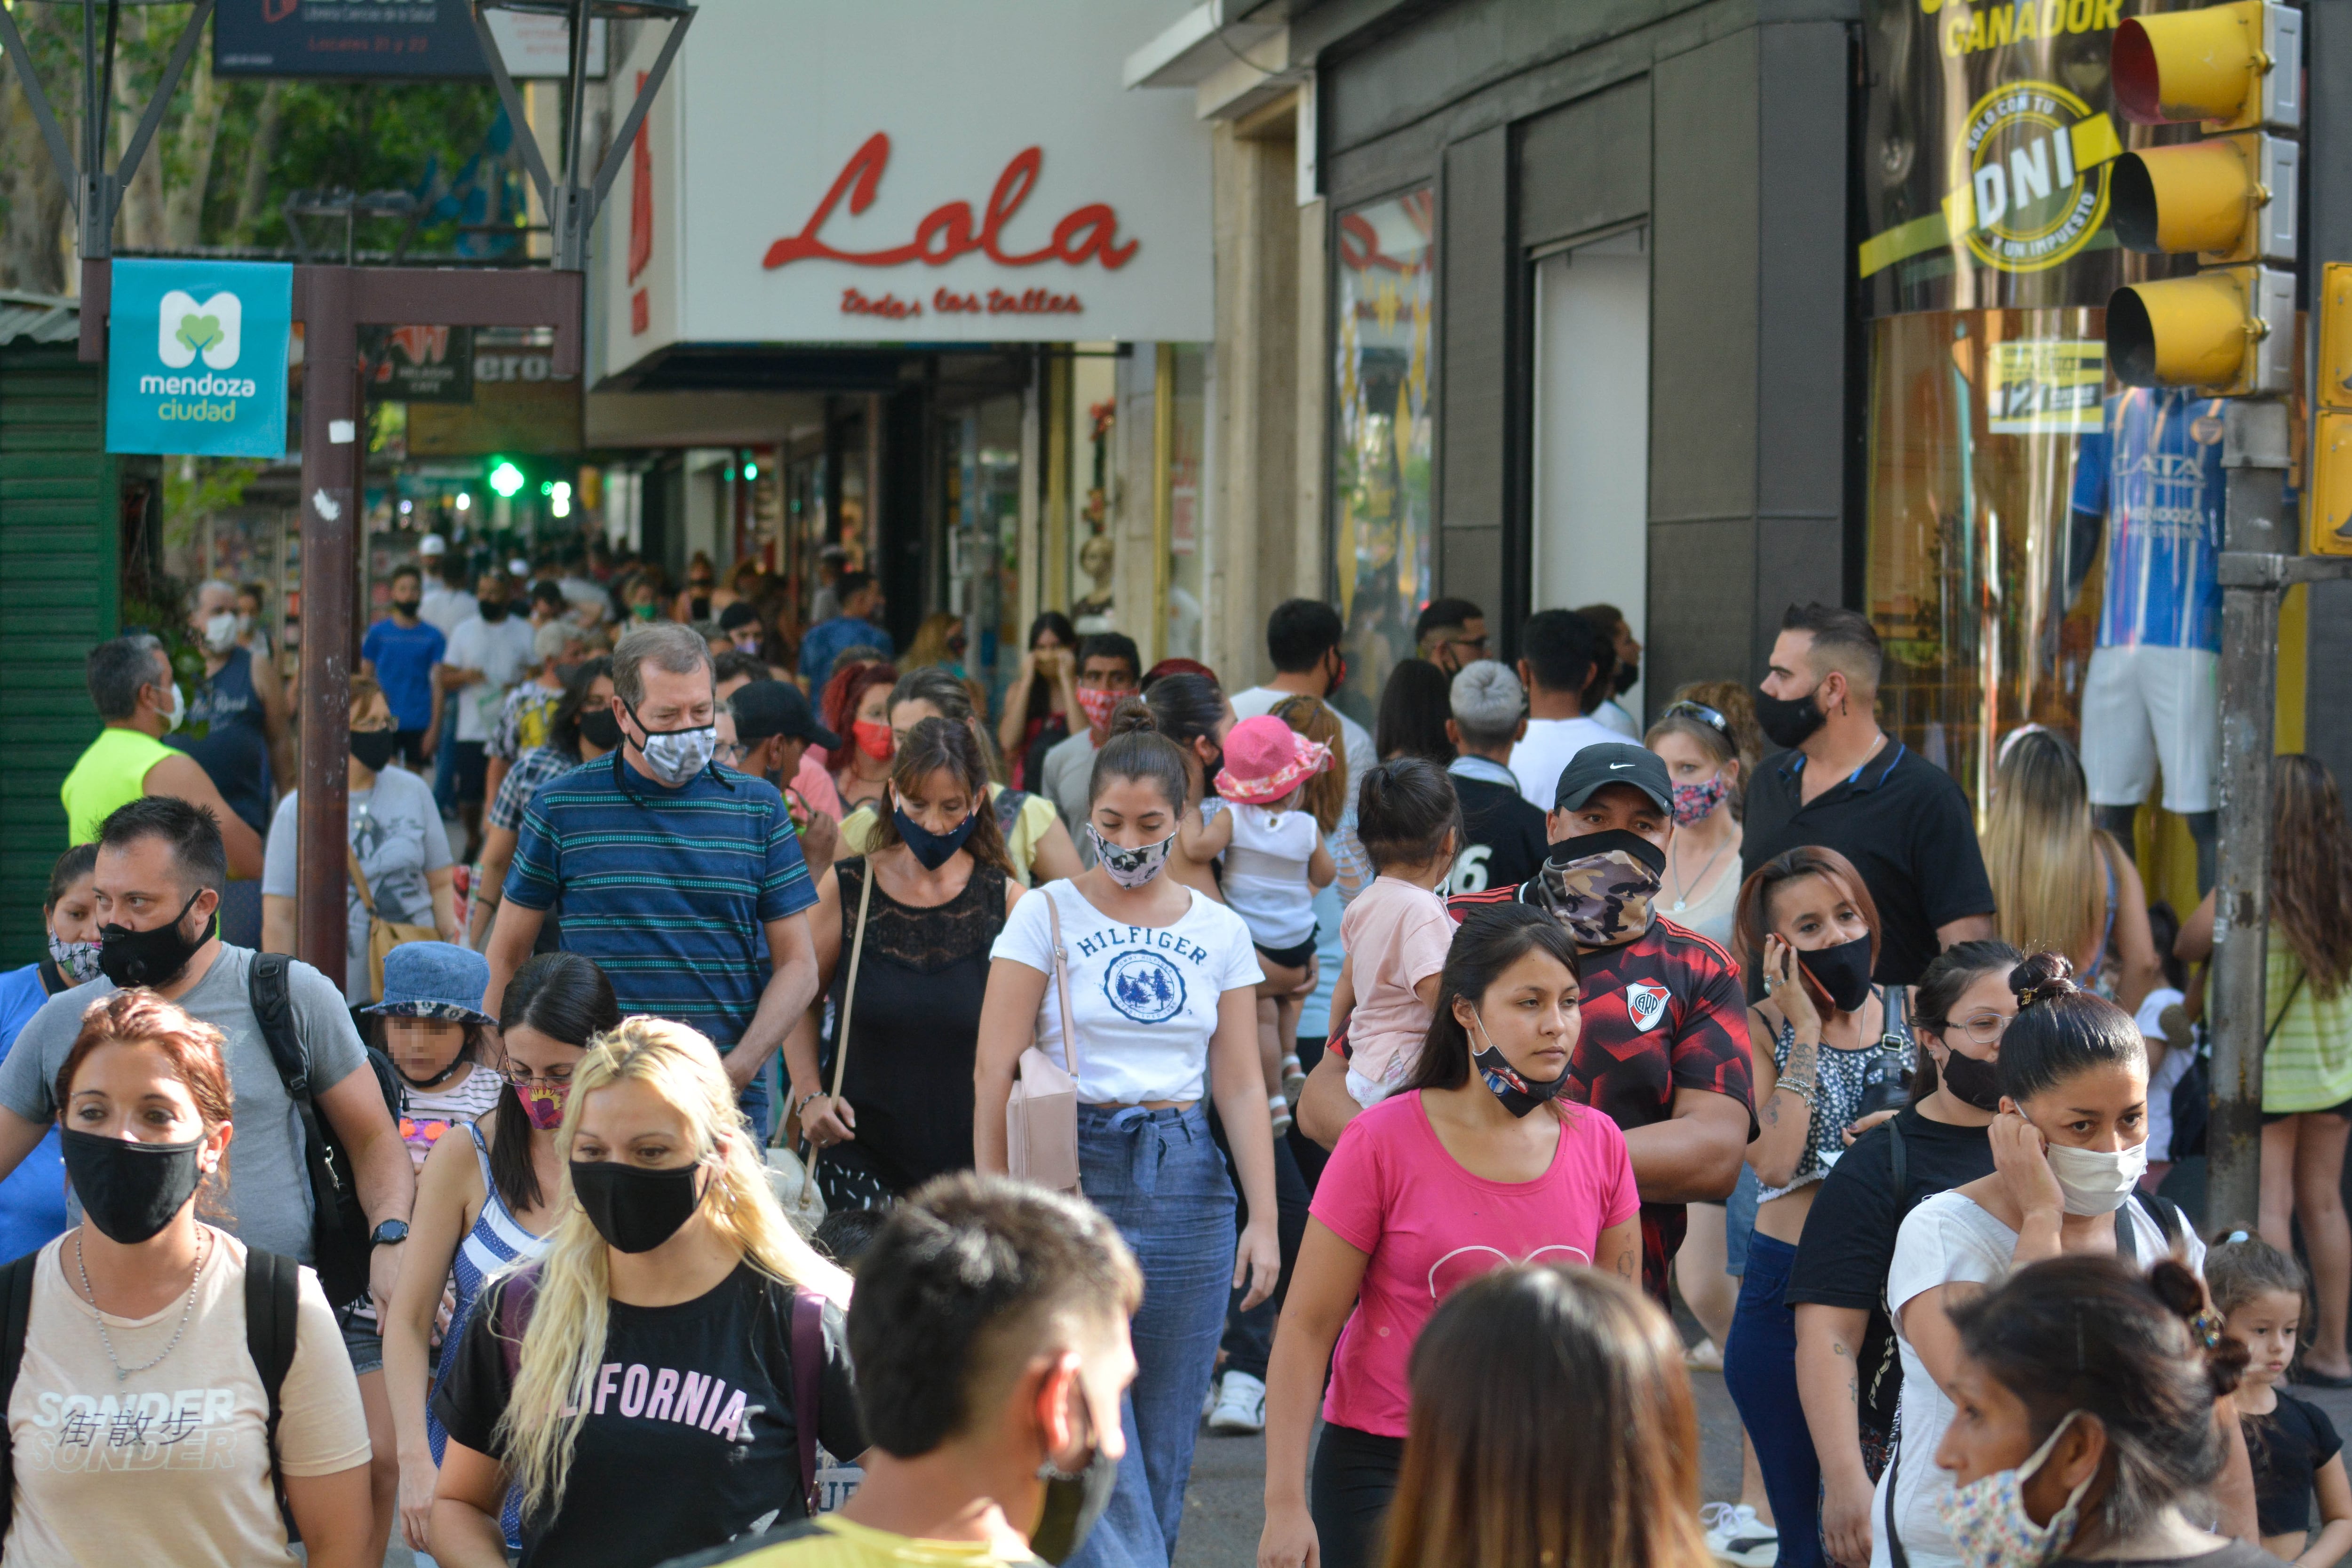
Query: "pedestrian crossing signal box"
2306 265 2352 556
2104 0 2301 397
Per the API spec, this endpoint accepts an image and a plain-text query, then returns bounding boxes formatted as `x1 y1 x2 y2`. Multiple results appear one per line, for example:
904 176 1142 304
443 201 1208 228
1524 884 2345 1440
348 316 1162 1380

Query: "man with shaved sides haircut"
1740 603 1995 984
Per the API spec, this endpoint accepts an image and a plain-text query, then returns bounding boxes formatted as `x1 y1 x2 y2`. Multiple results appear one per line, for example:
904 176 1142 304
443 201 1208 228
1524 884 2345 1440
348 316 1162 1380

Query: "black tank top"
823 854 1008 1195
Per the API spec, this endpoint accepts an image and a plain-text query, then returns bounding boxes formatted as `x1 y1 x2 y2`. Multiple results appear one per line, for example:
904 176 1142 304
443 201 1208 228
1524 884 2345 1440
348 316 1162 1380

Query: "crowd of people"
11 553 2352 1568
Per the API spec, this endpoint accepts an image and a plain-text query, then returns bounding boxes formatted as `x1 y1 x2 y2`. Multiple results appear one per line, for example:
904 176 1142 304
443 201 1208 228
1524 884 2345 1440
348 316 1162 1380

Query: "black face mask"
894 804 979 871
62 1128 205 1243
1755 683 1828 750
1796 933 1875 1014
1031 1401 1119 1564
570 1159 704 1253
1937 1043 2006 1112
98 890 213 990
579 708 624 752
350 730 400 772
477 600 510 623
392 597 423 617
1613 658 1640 697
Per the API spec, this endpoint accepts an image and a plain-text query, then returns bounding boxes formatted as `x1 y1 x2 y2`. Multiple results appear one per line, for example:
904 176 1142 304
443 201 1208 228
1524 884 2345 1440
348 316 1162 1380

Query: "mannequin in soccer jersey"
2068 386 2226 893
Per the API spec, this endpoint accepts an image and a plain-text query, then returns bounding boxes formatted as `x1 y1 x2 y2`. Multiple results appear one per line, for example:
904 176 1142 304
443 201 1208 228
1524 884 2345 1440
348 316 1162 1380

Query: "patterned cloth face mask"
1938 1411 2093 1568
518 1082 570 1131
624 701 716 786
1534 830 1667 946
47 932 102 986
1669 770 1731 827
1075 685 1125 734
1087 824 1176 889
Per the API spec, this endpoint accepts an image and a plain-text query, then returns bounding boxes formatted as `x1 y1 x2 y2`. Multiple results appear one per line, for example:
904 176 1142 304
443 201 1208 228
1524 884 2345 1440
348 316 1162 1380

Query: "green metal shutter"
0 342 120 967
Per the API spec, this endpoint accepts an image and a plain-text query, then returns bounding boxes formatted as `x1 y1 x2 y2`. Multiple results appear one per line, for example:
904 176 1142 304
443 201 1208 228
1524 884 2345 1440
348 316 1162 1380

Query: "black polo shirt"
1739 739 1994 985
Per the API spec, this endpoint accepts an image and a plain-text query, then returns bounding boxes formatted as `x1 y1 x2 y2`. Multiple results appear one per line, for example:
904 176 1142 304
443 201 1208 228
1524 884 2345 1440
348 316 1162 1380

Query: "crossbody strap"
828 863 875 1102
345 845 378 920
1044 887 1082 1079
788 1287 825 1513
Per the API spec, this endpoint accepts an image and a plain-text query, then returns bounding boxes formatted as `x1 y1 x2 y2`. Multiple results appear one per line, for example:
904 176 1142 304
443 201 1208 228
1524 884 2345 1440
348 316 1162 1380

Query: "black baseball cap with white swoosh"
1552 742 1673 814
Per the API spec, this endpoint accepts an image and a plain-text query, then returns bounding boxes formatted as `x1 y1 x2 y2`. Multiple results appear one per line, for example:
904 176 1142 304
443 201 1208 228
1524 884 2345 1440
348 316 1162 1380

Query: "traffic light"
487 458 526 500
2103 0 2299 396
2309 265 2352 554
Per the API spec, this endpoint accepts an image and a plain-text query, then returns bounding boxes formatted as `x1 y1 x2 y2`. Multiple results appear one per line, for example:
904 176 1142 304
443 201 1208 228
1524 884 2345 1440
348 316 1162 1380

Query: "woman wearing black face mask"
1785 939 2019 1568
1723 844 1912 1568
1260 903 1640 1568
784 716 1025 1209
260 675 460 1008
469 658 616 950
8 989 374 1565
431 1017 859 1568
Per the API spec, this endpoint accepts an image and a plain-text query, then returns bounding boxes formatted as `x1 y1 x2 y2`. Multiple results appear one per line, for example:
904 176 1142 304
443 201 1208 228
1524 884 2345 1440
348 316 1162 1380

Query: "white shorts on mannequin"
2080 643 2220 813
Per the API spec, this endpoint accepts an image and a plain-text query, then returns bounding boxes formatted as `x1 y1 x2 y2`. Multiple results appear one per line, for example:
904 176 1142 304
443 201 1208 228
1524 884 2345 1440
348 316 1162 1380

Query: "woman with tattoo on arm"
1257 903 1641 1568
1785 940 2020 1566
1724 847 1920 1568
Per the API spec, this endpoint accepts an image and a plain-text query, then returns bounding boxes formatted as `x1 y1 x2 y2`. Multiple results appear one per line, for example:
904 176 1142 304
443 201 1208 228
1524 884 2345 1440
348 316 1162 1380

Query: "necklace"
1669 832 1732 914
76 1226 207 1384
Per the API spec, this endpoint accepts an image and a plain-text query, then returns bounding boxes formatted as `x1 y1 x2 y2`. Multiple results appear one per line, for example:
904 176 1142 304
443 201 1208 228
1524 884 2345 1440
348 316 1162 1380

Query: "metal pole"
296 265 359 989
2206 399 2294 1235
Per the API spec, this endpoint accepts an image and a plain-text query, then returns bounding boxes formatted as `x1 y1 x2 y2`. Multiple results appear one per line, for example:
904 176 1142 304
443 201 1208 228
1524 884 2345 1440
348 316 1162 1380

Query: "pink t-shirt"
1311 1090 1640 1437
792 750 844 820
1337 876 1455 1092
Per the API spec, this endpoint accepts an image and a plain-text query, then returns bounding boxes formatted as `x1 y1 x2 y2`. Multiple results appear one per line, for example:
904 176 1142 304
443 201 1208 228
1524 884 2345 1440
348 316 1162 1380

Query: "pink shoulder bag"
1006 888 1084 1194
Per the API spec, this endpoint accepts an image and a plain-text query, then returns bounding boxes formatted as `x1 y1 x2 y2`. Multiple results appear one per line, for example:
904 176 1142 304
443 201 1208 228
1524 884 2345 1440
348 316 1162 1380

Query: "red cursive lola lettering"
766 133 1138 273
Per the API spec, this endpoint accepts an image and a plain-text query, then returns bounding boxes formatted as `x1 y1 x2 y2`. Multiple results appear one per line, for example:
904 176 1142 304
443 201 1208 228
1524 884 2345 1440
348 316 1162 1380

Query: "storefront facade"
592 0 1220 708
1156 0 2347 855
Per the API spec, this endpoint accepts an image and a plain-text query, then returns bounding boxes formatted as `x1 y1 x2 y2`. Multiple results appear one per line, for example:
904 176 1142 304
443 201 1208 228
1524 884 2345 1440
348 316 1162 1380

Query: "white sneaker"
1208 1370 1266 1434
1701 1503 1779 1568
1202 1373 1220 1419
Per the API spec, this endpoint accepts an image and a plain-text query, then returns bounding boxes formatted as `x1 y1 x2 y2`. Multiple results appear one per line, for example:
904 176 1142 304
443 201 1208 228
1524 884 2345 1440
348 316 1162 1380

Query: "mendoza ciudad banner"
106 260 293 458
1856 0 2194 315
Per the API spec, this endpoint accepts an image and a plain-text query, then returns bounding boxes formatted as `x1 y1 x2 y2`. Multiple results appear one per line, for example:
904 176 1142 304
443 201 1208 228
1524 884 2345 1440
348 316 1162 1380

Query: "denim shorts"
338 1302 384 1377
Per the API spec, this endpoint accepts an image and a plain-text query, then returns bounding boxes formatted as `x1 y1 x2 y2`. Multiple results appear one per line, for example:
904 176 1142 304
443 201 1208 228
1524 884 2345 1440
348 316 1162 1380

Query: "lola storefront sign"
598 0 1210 373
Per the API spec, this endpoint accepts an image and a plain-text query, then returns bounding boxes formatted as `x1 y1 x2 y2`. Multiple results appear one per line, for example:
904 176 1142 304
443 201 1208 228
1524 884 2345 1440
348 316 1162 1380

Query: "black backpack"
0 1245 300 1541
248 954 404 1310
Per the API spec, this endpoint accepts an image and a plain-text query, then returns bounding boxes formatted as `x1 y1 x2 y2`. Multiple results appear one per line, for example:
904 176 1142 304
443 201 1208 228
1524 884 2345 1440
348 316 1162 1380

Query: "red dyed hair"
58 990 235 1133
823 661 898 779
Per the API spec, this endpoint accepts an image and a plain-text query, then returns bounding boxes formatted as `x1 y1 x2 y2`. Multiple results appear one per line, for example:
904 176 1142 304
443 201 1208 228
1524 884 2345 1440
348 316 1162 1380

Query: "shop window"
1164 344 1207 662
1865 309 2107 813
1332 185 1436 731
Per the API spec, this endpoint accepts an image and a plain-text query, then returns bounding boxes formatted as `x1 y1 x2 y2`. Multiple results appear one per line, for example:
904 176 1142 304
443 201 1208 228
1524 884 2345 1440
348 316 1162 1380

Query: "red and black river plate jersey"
1446 885 1757 1304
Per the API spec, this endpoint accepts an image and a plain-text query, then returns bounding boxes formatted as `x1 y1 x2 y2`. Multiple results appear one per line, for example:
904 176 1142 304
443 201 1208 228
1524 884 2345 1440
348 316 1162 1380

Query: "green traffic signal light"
488 460 525 499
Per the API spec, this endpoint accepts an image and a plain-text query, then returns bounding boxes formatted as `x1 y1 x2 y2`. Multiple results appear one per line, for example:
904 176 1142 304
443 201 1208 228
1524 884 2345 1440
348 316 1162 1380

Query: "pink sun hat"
1215 714 1332 806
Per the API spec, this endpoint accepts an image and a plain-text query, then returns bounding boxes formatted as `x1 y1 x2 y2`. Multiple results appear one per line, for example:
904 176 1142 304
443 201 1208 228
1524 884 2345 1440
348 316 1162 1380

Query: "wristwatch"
369 1219 411 1248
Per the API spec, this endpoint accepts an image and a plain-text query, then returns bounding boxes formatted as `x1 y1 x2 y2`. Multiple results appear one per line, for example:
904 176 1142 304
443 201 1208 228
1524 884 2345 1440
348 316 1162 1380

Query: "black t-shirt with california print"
434 1262 864 1568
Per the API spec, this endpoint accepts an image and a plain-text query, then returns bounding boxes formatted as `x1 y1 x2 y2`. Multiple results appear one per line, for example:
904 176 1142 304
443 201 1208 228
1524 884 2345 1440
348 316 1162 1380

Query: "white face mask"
2042 1139 2149 1216
156 680 186 733
201 611 240 653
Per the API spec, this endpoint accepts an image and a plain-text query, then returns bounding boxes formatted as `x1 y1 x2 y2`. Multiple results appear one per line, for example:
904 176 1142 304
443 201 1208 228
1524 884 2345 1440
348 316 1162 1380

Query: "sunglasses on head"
1662 700 1732 738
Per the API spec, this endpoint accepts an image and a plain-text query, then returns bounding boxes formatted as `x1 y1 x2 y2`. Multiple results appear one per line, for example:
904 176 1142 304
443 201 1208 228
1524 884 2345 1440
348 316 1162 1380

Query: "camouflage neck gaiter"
1533 830 1667 947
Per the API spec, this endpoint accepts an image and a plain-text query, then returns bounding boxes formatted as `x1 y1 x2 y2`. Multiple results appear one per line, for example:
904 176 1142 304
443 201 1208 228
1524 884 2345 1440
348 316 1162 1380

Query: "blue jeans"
1068 1103 1236 1568
737 1073 771 1143
1724 1231 1823 1568
1724 1162 1761 1275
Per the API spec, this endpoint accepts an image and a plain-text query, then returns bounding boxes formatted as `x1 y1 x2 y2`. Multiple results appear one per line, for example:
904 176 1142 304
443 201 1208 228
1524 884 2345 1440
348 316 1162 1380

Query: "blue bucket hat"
364 942 497 1026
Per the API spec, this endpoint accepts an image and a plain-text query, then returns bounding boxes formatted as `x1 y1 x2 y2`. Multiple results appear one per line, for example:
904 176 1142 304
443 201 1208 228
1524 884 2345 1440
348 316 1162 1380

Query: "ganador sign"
596 0 1211 371
107 259 292 457
1855 0 2193 313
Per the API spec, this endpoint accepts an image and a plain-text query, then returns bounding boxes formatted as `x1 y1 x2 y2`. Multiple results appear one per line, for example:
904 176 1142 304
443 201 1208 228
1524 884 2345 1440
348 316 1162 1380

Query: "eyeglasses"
1662 700 1732 738
715 741 750 766
1934 1011 2013 1047
501 1064 574 1090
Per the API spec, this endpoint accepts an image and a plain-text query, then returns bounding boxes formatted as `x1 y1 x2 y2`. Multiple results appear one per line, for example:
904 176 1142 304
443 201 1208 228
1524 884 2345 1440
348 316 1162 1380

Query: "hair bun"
2009 951 2079 1010
1106 697 1159 738
2146 1258 2250 1398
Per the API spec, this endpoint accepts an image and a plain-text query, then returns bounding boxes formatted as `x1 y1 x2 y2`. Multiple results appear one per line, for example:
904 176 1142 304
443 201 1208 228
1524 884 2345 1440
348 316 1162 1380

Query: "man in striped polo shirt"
484 622 820 1136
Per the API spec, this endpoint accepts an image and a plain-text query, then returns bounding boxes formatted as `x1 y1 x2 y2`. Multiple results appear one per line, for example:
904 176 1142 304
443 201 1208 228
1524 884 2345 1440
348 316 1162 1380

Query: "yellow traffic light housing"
2110 133 2296 264
2107 265 2293 395
2113 0 2302 132
2308 267 2352 556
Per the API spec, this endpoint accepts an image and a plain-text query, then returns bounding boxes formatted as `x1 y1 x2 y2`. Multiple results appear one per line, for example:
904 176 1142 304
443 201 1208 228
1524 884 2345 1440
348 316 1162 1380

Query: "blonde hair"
1981 729 2110 965
1272 694 1348 835
497 1017 841 1522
